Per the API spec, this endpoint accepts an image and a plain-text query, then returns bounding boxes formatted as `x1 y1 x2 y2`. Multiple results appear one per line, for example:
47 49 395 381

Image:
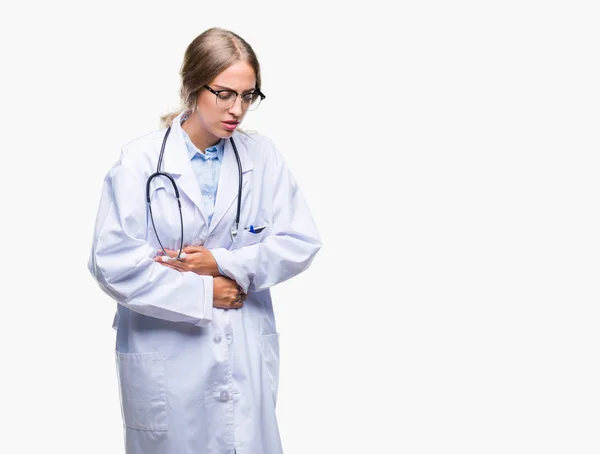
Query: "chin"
219 128 236 138
210 128 231 140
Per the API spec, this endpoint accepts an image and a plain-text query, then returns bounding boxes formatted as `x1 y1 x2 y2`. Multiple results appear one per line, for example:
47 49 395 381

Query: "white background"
1 1 599 453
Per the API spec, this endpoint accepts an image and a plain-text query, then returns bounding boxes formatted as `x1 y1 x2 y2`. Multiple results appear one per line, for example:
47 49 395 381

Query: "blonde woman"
88 27 321 454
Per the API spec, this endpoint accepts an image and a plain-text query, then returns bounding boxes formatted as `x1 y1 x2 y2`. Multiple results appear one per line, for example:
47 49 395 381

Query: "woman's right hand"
213 276 246 309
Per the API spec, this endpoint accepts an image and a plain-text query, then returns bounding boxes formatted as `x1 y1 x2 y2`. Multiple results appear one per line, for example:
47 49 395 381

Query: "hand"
153 246 220 277
213 276 246 309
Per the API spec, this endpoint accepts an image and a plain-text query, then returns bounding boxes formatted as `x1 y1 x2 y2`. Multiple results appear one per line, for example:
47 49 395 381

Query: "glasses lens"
216 91 236 109
246 92 262 111
215 90 263 110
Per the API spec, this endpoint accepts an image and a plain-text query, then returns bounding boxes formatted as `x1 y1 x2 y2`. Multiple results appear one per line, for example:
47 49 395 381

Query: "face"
195 60 257 140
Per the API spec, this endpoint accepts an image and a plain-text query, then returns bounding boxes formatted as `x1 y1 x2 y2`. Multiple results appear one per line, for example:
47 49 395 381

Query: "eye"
217 91 236 101
242 92 258 102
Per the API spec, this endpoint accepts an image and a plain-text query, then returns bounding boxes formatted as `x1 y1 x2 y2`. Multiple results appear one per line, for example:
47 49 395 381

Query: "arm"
210 141 322 294
87 150 213 327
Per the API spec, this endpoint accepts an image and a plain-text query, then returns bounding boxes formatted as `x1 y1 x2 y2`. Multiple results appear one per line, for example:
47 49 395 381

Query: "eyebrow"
213 84 256 93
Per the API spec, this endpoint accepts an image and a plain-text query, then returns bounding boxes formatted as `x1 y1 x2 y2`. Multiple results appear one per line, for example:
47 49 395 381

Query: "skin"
182 60 257 152
153 60 258 310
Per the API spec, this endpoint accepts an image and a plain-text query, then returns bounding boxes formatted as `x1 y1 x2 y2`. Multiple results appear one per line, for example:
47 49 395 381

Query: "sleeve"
210 141 322 294
87 150 213 327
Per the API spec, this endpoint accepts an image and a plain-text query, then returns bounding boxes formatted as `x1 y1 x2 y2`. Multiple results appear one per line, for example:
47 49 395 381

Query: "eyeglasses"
203 85 266 111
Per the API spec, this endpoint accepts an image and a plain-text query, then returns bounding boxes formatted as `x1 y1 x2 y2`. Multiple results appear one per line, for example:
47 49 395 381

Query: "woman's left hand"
154 246 220 277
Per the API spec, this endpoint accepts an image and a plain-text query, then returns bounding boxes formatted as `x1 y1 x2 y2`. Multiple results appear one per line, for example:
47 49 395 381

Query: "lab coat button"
214 334 222 343
226 334 233 343
220 391 229 401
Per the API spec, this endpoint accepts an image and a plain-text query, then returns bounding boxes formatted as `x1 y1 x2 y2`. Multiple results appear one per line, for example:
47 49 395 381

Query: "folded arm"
211 143 322 294
88 150 213 327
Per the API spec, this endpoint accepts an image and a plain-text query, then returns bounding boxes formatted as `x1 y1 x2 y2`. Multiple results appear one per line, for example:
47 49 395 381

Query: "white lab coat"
87 110 322 454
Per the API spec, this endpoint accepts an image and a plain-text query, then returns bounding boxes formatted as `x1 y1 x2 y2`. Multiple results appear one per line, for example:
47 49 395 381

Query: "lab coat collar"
162 110 254 230
163 110 254 175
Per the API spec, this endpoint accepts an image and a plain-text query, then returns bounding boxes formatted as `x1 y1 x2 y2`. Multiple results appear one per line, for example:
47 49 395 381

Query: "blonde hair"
160 27 262 134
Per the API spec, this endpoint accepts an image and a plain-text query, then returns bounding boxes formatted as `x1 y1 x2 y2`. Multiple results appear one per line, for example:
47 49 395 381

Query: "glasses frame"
203 85 266 110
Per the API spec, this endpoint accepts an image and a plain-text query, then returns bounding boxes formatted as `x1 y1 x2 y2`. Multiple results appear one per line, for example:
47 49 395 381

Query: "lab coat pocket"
114 350 168 432
260 333 280 406
237 222 270 247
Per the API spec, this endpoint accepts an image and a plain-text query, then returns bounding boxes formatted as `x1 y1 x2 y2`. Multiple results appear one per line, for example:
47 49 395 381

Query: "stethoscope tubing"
146 125 242 261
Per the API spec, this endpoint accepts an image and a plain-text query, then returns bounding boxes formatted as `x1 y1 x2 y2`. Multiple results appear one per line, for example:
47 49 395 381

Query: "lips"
222 121 239 131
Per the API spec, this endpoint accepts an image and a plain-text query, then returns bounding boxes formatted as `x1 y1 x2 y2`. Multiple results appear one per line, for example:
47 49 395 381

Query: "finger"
154 254 178 264
158 262 181 272
162 249 181 258
161 249 189 263
235 293 246 303
183 246 205 254
168 260 188 271
159 258 187 271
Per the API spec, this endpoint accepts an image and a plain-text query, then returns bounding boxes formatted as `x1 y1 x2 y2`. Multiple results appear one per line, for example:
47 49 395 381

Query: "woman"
87 27 322 454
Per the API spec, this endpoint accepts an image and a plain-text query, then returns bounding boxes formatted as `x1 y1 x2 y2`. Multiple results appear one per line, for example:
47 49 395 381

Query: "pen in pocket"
244 224 268 234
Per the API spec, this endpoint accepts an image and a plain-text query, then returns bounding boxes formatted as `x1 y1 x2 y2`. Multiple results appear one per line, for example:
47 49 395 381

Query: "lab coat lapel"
208 131 253 236
162 113 208 225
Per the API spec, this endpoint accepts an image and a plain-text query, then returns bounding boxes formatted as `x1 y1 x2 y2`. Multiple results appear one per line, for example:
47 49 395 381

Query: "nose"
228 95 244 117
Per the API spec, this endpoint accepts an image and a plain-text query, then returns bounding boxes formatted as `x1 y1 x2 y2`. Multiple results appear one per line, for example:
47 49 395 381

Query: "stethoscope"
146 126 243 262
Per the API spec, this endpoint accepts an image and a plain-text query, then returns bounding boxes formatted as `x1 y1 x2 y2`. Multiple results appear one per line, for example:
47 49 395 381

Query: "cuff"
192 274 214 327
210 248 250 293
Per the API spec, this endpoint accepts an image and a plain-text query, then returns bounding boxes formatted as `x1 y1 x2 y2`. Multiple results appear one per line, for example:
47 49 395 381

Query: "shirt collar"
180 112 225 162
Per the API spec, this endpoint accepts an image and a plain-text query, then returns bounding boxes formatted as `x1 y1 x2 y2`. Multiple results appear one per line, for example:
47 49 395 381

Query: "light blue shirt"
180 114 226 276
180 116 225 227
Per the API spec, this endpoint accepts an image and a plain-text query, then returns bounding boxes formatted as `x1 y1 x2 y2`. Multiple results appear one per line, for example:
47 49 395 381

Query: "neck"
181 111 221 152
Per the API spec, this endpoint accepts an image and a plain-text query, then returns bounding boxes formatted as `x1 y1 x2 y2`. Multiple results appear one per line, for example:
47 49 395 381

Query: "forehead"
210 61 257 92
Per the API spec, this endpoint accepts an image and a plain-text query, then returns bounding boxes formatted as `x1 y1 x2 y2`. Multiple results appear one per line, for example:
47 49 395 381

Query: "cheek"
197 103 220 127
200 95 215 110
198 98 215 117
